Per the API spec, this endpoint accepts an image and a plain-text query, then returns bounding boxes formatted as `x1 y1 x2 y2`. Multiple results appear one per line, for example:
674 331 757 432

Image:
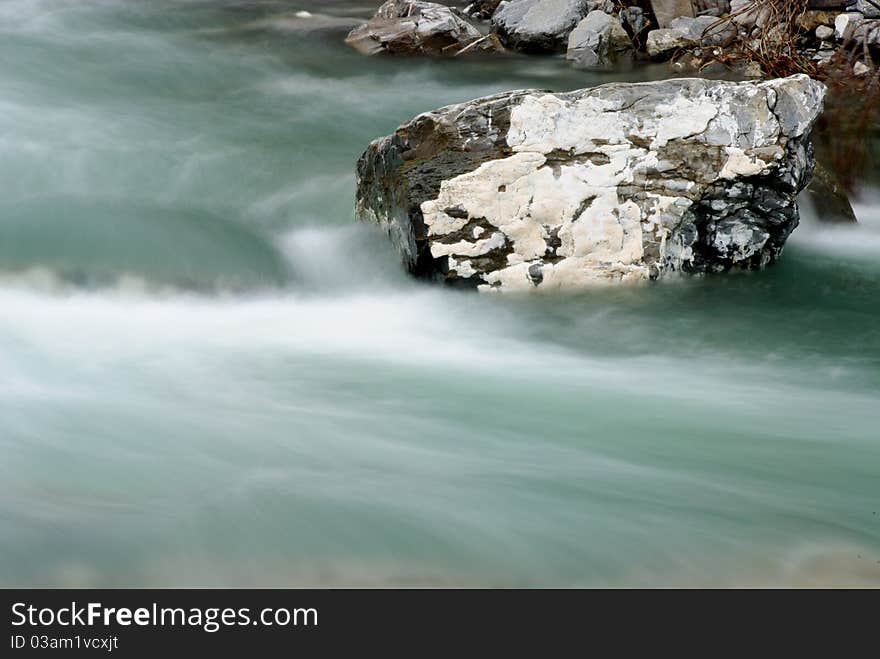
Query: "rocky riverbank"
343 1 874 288
343 1 880 81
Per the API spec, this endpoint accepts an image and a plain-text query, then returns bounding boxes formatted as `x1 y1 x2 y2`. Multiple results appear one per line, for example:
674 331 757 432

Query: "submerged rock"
355 75 826 292
805 163 859 224
345 0 499 56
492 0 596 53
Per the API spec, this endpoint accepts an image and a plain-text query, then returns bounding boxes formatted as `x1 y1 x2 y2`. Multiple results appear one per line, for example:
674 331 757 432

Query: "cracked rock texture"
355 75 826 292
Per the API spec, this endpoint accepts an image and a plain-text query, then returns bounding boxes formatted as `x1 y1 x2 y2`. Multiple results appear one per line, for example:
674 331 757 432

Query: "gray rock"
854 60 873 74
670 15 737 44
693 0 731 17
463 0 503 20
566 10 633 69
345 0 499 56
646 28 691 57
812 48 837 65
492 0 596 52
835 12 880 44
650 0 695 28
648 15 736 56
620 6 649 38
816 24 835 40
730 0 771 29
355 75 826 291
804 163 858 224
849 0 880 18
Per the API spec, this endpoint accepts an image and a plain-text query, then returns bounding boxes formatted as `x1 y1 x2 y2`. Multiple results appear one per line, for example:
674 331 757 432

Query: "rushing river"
1 0 878 587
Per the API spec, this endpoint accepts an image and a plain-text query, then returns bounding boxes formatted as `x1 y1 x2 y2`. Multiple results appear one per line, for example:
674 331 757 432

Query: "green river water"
1 0 878 586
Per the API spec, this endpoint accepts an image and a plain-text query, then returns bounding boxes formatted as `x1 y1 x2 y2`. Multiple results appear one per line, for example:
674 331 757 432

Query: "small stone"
854 60 871 75
812 48 836 65
742 61 764 77
816 24 835 40
670 52 703 73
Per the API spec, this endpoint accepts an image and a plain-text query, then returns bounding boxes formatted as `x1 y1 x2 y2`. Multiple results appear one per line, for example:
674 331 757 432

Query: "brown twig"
691 1 880 195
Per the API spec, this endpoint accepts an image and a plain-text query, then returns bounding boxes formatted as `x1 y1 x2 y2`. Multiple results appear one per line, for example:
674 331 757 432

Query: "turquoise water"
0 0 878 586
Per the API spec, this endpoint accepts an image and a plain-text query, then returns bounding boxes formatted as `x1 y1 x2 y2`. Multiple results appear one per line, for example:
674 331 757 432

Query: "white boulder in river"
355 75 826 292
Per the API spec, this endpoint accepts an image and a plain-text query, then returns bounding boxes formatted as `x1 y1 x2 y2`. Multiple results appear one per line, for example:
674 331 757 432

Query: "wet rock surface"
566 10 633 68
647 15 737 57
463 0 503 20
345 0 499 56
356 75 827 292
650 0 695 28
805 163 859 223
492 0 597 52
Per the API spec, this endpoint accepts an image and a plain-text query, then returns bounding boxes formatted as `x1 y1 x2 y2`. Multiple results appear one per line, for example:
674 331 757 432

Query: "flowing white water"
0 0 878 586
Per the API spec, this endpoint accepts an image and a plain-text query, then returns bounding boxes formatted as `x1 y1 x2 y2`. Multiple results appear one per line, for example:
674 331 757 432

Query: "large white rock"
356 76 826 292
